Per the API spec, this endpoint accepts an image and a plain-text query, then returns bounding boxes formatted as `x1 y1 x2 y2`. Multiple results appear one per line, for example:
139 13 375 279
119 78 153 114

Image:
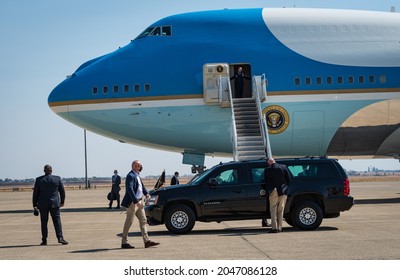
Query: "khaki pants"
122 202 149 245
269 189 287 231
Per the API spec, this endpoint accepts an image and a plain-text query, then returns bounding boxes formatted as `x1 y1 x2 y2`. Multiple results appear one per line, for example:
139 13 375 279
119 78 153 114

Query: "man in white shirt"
121 160 160 249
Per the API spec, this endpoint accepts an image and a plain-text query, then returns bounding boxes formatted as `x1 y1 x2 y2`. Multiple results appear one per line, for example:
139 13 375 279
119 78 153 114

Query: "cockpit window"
162 26 171 36
136 25 172 39
151 27 161 36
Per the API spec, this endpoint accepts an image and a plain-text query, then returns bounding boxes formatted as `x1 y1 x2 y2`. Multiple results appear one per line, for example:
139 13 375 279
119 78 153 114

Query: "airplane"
48 7 400 170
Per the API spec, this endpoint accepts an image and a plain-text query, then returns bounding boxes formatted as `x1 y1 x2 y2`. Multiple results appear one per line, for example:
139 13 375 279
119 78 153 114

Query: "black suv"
145 157 354 234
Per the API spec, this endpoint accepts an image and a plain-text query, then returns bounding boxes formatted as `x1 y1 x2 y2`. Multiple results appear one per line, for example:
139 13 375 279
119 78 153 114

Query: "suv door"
246 162 269 217
199 165 247 218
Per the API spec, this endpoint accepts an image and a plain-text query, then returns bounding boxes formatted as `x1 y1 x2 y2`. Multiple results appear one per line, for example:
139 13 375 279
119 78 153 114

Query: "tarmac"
0 180 400 260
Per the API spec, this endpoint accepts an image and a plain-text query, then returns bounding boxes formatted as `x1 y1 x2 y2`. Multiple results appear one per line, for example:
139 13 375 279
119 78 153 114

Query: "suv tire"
165 204 196 234
292 200 323 230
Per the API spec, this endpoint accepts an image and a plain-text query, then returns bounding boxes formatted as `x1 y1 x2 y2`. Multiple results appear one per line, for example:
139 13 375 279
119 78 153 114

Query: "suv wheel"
165 204 195 234
292 201 323 230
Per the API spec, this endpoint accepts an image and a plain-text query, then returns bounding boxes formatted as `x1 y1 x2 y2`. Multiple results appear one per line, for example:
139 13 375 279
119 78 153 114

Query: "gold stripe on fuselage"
48 88 400 107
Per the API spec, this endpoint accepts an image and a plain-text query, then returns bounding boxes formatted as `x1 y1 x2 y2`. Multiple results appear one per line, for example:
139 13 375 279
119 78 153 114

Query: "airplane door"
203 63 229 104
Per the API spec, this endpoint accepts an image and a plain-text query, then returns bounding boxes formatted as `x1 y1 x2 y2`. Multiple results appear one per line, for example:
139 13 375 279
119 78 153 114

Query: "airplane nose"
48 52 110 121
48 78 70 118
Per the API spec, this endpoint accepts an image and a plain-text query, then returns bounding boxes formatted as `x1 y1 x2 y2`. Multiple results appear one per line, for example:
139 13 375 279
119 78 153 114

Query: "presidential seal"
263 105 290 134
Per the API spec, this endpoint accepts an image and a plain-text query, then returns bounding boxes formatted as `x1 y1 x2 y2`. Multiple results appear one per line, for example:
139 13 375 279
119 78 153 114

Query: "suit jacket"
263 163 291 196
111 174 121 192
170 176 179 185
121 170 148 207
32 174 65 209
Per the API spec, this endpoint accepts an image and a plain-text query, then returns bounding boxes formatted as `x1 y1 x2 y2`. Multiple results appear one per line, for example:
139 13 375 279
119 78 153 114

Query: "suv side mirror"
208 178 217 188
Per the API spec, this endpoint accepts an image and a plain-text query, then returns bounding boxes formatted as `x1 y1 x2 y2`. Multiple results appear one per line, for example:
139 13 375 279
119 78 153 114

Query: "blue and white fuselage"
48 8 400 164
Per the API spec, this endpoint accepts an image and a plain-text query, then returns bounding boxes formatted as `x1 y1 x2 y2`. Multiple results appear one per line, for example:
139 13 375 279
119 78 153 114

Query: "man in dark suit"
170 171 180 185
230 66 251 98
263 158 291 233
32 165 68 245
108 169 121 209
120 160 159 249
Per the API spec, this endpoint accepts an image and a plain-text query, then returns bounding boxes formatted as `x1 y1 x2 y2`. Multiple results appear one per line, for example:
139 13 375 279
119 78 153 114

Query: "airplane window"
136 26 172 39
327 76 333 84
294 77 301 86
348 76 354 84
162 26 172 36
359 76 365 84
379 75 386 84
123 85 129 93
305 77 311 85
150 27 161 36
134 84 140 92
103 86 108 94
337 76 344 84
369 75 375 84
144 84 150 92
137 27 154 38
113 85 119 93
316 77 322 85
92 87 98 95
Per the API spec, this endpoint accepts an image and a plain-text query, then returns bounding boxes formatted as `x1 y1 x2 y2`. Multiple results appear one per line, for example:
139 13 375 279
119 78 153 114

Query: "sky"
1 0 400 180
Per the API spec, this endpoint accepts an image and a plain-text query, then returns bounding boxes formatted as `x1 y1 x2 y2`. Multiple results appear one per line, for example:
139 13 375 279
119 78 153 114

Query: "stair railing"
219 76 239 161
253 74 272 159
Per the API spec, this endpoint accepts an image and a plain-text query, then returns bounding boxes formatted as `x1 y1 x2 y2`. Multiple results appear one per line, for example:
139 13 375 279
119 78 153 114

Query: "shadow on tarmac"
355 197 400 204
0 207 123 214
0 244 43 249
68 226 338 254
2 196 400 215
2 196 399 215
116 225 338 238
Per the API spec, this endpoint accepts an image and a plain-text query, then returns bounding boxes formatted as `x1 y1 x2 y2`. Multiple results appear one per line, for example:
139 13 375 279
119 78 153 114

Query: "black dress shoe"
268 229 279 233
145 240 160 248
262 219 271 227
121 243 135 249
115 206 120 209
40 240 47 246
107 206 112 209
58 238 68 245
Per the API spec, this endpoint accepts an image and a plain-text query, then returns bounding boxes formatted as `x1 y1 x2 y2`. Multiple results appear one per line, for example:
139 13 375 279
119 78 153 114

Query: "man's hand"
136 200 143 209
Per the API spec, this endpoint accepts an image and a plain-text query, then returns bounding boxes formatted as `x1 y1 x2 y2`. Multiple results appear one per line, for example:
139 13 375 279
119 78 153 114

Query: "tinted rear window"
285 162 339 179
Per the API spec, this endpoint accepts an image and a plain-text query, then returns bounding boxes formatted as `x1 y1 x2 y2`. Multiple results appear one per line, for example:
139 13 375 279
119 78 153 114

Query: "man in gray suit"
32 165 68 245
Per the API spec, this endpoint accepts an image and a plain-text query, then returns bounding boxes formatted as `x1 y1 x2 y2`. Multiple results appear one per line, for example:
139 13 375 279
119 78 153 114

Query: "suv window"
214 168 238 185
251 167 265 183
286 163 339 179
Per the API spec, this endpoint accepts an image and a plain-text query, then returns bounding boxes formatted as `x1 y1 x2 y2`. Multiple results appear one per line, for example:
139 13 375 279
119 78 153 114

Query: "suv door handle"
233 189 244 193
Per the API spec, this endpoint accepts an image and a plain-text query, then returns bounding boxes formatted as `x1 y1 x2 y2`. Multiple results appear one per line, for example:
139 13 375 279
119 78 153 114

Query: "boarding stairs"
219 75 271 161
